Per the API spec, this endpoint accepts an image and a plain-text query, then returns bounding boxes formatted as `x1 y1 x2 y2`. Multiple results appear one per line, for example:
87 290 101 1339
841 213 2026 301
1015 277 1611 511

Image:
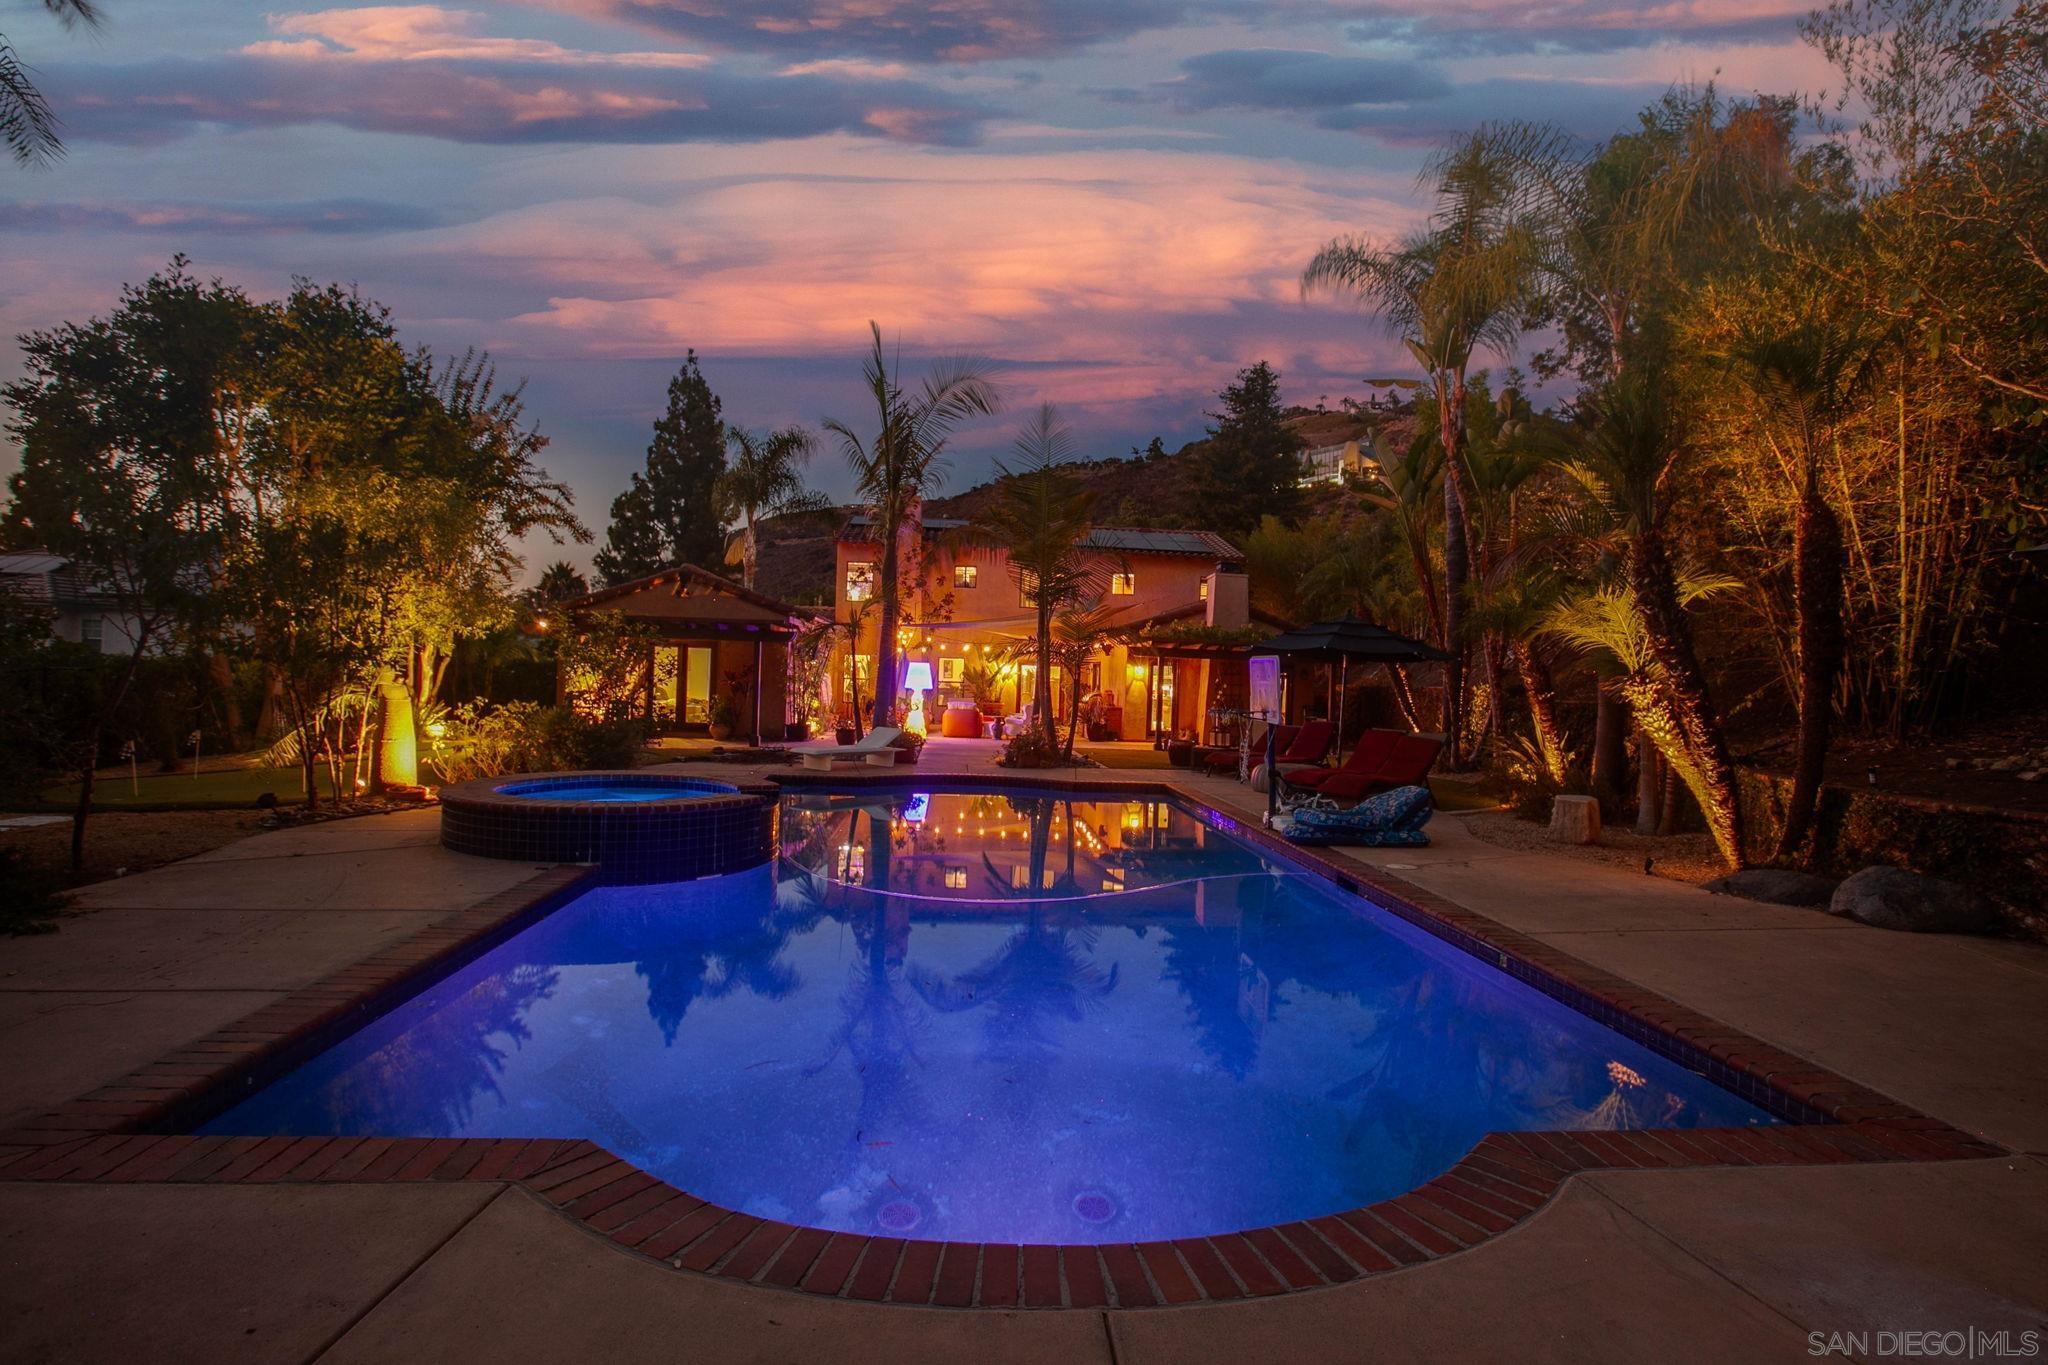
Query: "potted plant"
707 693 738 742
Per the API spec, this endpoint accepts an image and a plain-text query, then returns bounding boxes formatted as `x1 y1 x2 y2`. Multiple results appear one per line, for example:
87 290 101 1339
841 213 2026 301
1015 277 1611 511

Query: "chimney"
1204 559 1249 628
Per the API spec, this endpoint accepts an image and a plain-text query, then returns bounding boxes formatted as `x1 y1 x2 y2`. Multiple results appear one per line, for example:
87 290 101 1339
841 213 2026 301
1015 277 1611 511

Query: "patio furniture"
801 726 912 771
1276 784 1433 847
1283 733 1441 803
1281 729 1400 792
1197 718 1333 777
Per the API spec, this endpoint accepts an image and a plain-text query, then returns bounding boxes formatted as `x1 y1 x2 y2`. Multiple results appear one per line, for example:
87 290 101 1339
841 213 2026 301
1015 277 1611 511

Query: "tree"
718 424 826 588
595 351 728 584
1714 307 1885 860
1181 362 1305 538
535 561 588 602
1559 370 1748 867
1305 138 1544 765
973 405 1099 745
3 0 98 166
825 322 999 728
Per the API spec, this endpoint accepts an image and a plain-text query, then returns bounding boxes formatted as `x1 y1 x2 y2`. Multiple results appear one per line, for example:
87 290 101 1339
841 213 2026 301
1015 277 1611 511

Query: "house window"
845 562 875 602
939 655 964 685
953 565 978 589
1199 580 1209 600
943 867 968 889
79 615 103 647
1110 572 1135 595
1017 571 1039 609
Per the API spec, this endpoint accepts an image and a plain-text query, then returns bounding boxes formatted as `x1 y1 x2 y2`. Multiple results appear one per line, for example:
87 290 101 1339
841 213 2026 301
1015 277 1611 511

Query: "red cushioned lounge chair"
1315 733 1442 802
1281 728 1400 792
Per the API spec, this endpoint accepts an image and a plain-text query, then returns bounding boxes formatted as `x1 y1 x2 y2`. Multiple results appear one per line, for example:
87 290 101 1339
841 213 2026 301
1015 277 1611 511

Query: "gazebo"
1252 614 1452 762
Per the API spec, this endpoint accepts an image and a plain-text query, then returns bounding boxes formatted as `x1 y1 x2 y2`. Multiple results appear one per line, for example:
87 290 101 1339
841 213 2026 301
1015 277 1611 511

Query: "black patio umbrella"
1251 614 1451 778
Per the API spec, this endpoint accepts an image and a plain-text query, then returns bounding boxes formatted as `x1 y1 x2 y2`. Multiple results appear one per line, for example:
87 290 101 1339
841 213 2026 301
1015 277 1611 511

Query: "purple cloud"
521 0 1196 62
45 55 995 146
0 199 438 234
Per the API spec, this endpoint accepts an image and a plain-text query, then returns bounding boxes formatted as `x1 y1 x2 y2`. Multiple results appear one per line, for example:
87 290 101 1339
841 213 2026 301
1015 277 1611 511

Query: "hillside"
744 401 1415 605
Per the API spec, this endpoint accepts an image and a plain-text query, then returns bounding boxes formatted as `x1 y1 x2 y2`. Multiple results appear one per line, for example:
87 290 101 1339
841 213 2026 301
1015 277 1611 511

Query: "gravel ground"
1 809 265 888
1462 810 1727 885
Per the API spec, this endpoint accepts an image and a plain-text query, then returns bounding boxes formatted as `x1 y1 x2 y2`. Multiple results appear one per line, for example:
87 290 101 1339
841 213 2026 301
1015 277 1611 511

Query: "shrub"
425 701 647 783
998 730 1066 769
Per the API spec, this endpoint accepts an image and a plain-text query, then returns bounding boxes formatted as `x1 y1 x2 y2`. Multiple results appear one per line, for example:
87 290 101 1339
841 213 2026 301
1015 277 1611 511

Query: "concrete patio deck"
3 737 2043 1362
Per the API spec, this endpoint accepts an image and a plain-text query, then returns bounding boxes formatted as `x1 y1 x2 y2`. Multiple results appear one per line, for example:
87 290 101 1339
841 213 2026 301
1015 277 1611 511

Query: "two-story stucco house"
831 517 1287 743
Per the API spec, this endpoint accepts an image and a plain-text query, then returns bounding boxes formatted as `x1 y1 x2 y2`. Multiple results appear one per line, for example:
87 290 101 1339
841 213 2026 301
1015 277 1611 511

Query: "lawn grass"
37 764 309 811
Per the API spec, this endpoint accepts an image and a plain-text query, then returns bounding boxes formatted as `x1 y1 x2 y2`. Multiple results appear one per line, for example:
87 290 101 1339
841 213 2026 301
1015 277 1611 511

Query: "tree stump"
1549 794 1602 845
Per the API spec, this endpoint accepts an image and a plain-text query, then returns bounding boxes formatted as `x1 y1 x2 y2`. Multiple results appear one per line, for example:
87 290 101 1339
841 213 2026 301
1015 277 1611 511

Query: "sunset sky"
0 1 1836 571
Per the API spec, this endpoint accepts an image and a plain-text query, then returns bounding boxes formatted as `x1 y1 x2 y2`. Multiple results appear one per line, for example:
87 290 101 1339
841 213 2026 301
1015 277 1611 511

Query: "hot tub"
438 770 775 878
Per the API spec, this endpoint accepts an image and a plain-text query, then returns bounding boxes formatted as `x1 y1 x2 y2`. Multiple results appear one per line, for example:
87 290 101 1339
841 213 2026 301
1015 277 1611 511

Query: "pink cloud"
247 5 710 67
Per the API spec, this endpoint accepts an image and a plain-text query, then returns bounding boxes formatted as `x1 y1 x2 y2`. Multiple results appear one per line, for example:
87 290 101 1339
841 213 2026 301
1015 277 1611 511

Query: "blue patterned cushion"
1277 784 1433 846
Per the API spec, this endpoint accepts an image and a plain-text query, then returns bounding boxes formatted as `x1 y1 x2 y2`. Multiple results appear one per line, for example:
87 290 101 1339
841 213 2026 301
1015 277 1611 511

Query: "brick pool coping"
0 775 2007 1311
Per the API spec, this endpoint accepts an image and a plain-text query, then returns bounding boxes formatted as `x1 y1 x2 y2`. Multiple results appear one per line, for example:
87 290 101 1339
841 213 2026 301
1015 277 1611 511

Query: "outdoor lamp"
904 660 935 736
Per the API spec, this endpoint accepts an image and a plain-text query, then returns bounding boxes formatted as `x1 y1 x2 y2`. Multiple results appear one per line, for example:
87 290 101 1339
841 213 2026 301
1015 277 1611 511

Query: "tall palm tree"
824 323 999 727
1720 309 1885 860
972 404 1097 746
4 0 99 166
534 560 588 602
1304 132 1543 765
718 424 826 589
1559 369 1748 867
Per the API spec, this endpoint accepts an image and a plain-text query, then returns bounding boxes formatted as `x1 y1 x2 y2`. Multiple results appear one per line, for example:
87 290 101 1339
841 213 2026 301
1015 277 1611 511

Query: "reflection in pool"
205 788 1775 1244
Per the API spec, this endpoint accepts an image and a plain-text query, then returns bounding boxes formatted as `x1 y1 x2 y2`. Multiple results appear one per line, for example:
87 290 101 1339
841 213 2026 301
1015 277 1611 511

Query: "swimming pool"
207 786 1775 1245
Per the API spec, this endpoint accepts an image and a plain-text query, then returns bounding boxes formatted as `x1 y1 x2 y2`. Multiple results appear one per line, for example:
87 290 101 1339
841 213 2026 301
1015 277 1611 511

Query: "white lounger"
801 726 909 771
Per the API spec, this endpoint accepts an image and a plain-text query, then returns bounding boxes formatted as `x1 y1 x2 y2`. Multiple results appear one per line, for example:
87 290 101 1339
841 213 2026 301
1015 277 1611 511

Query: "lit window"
954 565 978 589
1017 570 1039 609
1199 580 1209 600
1110 572 1136 595
845 562 875 602
944 867 968 889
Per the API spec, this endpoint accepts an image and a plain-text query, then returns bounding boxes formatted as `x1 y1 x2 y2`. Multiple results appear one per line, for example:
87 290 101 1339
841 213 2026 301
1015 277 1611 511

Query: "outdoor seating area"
1280 729 1444 803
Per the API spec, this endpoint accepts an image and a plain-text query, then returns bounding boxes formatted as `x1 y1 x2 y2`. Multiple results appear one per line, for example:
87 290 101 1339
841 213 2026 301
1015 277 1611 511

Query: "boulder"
1703 868 1839 908
1827 865 2002 935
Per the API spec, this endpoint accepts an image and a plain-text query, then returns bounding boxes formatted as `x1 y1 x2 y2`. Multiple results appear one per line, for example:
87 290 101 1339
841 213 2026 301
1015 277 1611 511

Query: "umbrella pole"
1337 657 1348 766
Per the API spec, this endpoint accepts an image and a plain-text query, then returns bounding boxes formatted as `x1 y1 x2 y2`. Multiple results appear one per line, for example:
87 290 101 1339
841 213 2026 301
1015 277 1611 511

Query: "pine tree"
594 351 728 585
1182 361 1305 538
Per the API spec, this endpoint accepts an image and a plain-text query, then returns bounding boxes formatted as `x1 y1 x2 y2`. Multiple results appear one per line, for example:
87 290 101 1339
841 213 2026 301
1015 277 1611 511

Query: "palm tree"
4 0 99 166
718 425 827 589
1720 309 1886 860
1555 369 1748 867
1049 598 1128 757
971 404 1096 746
1303 132 1543 765
825 323 999 728
534 560 587 602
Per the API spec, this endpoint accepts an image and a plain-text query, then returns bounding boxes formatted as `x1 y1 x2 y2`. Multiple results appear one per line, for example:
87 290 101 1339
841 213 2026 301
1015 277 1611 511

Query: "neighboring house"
0 551 147 655
1298 439 1369 487
832 518 1287 742
556 564 824 740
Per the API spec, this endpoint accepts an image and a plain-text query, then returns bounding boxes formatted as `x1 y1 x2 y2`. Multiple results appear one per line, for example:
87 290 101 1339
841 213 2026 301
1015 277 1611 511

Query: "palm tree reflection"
321 964 560 1135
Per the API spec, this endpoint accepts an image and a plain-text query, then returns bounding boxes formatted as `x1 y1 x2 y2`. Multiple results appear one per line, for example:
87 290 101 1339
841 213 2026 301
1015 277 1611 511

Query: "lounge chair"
1280 731 1441 803
1280 729 1400 792
1197 719 1335 777
801 726 914 771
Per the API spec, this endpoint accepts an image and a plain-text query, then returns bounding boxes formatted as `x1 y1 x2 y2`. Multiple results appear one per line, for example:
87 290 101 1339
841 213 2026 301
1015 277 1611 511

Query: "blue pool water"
206 788 1774 1243
494 777 735 803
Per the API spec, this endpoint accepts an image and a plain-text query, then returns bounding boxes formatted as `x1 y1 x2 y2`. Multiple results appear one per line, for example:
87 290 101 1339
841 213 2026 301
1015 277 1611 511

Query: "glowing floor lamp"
903 661 934 737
